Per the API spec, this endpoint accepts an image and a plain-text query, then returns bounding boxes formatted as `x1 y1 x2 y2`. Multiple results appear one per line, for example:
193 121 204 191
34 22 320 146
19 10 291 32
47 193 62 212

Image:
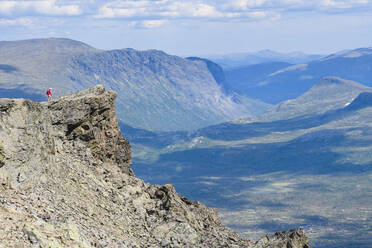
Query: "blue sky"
0 0 372 56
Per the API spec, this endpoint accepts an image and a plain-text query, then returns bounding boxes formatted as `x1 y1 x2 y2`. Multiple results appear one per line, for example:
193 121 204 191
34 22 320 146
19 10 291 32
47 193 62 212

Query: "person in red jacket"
46 88 52 101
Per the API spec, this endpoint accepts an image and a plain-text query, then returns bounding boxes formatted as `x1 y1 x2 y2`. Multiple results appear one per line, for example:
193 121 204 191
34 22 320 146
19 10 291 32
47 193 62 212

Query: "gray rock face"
0 85 132 190
253 229 311 248
0 86 310 247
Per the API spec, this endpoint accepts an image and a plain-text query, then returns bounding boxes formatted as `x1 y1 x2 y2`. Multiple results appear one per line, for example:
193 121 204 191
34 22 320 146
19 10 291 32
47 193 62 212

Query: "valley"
2 0 372 246
2 38 372 248
126 77 372 248
0 38 270 132
223 48 372 104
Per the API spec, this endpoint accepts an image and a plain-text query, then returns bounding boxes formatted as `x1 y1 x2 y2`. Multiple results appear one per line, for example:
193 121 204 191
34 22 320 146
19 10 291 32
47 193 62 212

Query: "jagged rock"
0 86 311 247
48 85 132 175
254 229 311 248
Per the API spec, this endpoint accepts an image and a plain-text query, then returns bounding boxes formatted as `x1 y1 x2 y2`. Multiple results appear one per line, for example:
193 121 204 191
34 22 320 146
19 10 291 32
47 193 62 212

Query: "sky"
0 0 372 56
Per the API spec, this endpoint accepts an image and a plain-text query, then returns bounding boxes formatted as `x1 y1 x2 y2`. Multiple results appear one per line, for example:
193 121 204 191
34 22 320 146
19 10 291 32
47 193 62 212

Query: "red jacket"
46 90 52 96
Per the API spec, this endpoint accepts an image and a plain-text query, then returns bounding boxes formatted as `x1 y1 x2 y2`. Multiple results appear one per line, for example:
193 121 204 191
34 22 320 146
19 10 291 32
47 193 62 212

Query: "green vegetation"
218 172 372 248
129 88 372 248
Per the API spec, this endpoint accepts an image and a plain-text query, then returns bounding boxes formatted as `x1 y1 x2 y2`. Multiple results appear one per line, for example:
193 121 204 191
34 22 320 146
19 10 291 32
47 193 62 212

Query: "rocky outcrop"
48 85 132 175
0 86 310 247
253 229 311 248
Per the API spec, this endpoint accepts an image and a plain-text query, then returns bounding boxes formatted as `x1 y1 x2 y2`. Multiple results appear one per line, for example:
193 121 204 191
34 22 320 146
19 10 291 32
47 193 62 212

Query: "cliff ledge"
0 86 310 247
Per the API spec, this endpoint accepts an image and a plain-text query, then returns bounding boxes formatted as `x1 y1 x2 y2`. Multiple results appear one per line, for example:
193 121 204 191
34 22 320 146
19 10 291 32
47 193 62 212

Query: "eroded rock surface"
0 86 310 247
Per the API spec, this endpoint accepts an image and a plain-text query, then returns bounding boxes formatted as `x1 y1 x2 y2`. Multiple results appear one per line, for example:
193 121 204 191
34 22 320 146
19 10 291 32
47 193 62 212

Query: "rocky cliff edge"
0 86 311 247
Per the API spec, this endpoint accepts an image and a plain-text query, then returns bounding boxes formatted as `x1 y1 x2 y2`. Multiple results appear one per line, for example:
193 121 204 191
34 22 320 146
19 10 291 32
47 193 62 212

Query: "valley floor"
216 172 372 248
133 165 372 248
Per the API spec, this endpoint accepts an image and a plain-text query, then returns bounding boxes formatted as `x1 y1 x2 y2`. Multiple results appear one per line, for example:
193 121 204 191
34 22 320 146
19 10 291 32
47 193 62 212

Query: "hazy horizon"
0 0 371 57
0 36 366 58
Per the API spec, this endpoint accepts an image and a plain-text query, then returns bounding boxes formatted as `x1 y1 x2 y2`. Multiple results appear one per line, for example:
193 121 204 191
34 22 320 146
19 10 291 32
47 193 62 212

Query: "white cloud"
0 0 369 27
0 0 82 16
95 0 371 23
224 0 371 11
187 3 223 18
317 0 357 8
277 0 371 11
95 0 277 20
129 19 168 29
223 0 269 11
0 17 33 26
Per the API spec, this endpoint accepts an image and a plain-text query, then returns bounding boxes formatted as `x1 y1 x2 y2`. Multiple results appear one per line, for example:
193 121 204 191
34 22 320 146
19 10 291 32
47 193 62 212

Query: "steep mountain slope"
71 49 270 131
186 57 232 94
0 38 98 95
224 62 292 96
225 47 372 104
184 57 272 117
0 38 270 131
0 86 310 247
206 50 323 68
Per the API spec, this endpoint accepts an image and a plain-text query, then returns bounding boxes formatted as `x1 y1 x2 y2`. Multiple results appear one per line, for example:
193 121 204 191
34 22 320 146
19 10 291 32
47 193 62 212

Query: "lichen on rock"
0 142 5 168
47 85 132 174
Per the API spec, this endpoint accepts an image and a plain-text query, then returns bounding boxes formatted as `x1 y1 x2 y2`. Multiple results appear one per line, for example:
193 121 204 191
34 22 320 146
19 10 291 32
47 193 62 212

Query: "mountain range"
128 77 372 248
2 38 372 247
0 86 312 247
205 50 324 69
223 47 372 104
260 76 372 121
0 38 270 131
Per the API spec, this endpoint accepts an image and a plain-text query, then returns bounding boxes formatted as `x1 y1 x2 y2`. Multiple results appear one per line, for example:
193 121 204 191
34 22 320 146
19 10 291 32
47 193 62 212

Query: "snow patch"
343 52 363 58
269 64 308 77
344 97 356 107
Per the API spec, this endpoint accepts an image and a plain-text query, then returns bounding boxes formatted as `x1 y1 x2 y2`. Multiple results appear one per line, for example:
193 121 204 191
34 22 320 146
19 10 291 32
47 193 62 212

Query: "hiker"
46 88 52 101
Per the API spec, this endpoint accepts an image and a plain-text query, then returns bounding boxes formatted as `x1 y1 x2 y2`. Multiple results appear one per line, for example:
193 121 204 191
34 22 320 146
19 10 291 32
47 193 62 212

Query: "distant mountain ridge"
224 61 293 97
223 47 372 104
0 38 270 131
321 47 372 61
206 49 323 68
261 77 372 121
0 38 98 95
